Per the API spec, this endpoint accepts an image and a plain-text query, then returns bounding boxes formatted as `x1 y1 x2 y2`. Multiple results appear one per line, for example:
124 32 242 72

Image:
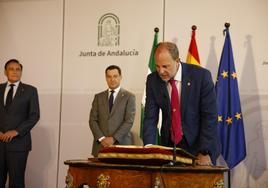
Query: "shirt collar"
108 86 121 93
7 81 20 87
174 62 182 82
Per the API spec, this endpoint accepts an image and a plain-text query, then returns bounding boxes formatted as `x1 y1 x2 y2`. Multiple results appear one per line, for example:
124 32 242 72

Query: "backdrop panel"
58 0 163 187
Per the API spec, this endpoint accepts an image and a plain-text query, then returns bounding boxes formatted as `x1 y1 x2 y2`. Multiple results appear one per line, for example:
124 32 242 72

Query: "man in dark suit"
89 65 136 157
143 42 220 165
0 59 40 188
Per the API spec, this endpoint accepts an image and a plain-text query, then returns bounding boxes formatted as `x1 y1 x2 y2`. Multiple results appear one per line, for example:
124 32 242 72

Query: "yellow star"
231 72 237 79
221 70 228 78
226 116 232 125
235 112 242 120
218 115 223 122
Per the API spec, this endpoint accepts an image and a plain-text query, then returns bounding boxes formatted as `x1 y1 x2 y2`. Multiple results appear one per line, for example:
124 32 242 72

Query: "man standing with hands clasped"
142 42 220 165
89 65 136 157
0 59 40 188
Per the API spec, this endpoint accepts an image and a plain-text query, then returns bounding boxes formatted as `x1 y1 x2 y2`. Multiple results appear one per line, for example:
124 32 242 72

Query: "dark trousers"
0 145 29 188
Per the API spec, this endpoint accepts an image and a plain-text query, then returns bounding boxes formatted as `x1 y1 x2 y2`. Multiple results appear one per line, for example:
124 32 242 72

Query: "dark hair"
105 65 121 75
155 42 179 60
5 59 23 70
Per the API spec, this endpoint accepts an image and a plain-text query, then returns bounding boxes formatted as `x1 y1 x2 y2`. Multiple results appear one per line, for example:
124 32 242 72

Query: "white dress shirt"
4 81 20 106
167 63 182 99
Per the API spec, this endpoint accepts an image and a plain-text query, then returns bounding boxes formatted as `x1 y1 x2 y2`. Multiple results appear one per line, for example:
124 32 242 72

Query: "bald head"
154 42 180 82
154 42 179 61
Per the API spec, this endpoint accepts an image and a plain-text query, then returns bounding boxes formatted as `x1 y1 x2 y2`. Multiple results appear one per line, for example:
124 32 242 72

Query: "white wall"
165 1 268 187
1 0 268 187
0 0 63 188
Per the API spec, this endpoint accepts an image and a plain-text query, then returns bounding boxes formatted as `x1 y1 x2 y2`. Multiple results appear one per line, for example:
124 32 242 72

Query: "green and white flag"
140 29 161 144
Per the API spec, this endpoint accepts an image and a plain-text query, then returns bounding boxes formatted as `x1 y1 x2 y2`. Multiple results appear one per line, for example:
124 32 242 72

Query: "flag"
186 26 200 65
215 26 246 169
140 28 161 144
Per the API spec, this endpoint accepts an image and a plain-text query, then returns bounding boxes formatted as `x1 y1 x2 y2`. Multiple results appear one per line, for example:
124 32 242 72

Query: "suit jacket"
89 88 136 157
0 82 40 151
143 63 220 162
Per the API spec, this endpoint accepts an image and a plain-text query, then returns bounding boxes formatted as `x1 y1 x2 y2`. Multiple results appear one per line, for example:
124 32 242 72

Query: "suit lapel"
159 78 170 106
110 88 125 115
0 83 7 108
181 64 192 119
102 90 109 114
9 82 25 110
154 74 171 118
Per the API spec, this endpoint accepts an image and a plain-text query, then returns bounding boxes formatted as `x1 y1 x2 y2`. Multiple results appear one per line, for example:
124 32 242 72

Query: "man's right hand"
195 153 213 166
0 131 4 141
0 130 18 142
100 136 115 147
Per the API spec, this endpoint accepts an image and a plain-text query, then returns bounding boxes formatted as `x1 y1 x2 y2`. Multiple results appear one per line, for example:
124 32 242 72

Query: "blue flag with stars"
215 27 246 169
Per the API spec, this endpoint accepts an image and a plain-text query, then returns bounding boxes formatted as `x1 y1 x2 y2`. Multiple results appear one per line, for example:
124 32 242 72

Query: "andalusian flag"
186 25 200 65
140 28 160 144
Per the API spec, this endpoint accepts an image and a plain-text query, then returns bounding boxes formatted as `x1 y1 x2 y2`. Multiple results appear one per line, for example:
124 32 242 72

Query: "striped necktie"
109 90 115 112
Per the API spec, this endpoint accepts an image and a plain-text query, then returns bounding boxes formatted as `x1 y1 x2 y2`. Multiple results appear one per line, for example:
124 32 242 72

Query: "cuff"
97 136 105 143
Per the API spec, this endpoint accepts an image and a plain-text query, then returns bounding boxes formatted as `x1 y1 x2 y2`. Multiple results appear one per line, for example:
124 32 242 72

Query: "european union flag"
215 26 246 169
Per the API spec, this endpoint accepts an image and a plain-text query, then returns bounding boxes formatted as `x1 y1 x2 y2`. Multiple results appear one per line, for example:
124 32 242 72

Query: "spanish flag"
186 25 200 66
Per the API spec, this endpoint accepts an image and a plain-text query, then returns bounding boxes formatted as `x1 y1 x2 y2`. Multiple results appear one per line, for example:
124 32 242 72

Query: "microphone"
167 142 177 166
173 142 176 164
166 140 177 166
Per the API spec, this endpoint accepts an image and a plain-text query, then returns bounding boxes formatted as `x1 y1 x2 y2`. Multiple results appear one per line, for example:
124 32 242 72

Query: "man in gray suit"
89 65 136 157
0 59 40 188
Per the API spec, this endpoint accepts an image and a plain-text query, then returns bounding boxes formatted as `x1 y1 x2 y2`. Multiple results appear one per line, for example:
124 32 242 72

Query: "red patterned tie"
169 79 183 145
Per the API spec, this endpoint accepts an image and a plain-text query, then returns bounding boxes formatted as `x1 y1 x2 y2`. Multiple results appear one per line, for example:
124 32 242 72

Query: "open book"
97 145 196 165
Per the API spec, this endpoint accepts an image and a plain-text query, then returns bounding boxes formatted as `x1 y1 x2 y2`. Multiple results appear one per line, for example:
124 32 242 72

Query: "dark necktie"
109 90 115 112
169 79 183 145
5 84 15 110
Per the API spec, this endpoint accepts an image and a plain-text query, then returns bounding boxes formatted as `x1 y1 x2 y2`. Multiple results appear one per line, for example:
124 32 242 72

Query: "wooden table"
64 158 228 188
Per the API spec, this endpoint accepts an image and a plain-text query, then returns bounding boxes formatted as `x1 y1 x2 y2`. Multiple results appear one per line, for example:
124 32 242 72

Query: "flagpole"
225 22 231 188
154 27 159 34
225 22 230 29
224 22 230 33
228 170 231 188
